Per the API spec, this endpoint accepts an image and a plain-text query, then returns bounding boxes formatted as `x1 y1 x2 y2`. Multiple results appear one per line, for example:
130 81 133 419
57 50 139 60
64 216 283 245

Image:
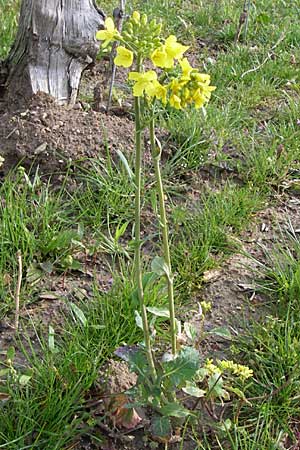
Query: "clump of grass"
0 0 20 59
171 184 263 297
0 275 142 449
224 224 300 447
69 155 135 230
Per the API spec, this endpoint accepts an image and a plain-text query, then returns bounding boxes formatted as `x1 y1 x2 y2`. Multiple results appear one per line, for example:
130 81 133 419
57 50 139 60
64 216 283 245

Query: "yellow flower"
151 47 173 69
114 46 133 68
179 58 194 81
205 359 221 375
169 78 184 95
192 89 206 109
236 364 253 381
148 80 167 104
128 71 158 97
194 73 211 84
169 93 182 110
165 35 189 60
96 17 120 48
151 36 188 69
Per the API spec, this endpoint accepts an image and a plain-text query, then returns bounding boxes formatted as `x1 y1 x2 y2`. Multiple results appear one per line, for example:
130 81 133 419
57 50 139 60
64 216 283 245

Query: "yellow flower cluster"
168 58 216 110
128 71 167 103
151 35 188 69
96 13 216 110
218 360 253 381
204 359 222 376
204 359 253 381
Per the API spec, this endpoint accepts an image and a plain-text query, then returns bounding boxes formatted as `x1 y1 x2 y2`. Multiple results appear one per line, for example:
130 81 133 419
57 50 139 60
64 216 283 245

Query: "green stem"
134 63 157 379
149 117 177 356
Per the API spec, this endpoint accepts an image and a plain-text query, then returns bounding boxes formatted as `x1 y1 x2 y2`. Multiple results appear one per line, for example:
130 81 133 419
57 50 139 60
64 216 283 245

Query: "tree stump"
2 0 105 105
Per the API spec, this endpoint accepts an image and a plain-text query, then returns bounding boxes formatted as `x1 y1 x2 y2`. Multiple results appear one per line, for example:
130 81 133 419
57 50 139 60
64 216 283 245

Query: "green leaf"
142 272 157 289
134 310 144 330
175 318 182 336
184 322 197 342
147 307 170 318
131 273 158 306
208 374 229 399
48 325 55 352
163 346 200 387
115 222 129 241
227 386 247 401
208 327 231 339
151 256 170 278
26 264 43 285
160 402 190 418
150 415 172 440
70 303 87 326
116 148 134 181
19 374 31 386
6 346 15 361
45 230 80 254
40 260 54 274
220 418 232 432
71 239 86 249
182 382 206 398
257 13 271 24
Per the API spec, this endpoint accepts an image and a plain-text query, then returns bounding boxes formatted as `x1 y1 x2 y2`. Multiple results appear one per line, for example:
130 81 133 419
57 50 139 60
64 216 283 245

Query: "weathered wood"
4 0 105 104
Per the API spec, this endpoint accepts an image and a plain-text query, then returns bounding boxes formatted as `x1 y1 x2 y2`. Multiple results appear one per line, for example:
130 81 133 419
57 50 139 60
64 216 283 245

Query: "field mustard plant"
96 11 254 437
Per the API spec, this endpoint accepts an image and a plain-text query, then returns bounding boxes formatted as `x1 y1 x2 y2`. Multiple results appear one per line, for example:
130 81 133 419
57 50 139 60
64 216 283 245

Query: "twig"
5 127 18 139
243 0 251 41
234 0 251 44
14 250 22 331
241 32 286 78
106 0 126 112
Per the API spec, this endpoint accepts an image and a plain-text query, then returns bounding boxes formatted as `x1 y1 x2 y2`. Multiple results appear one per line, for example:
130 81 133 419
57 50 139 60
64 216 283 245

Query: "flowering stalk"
134 58 157 380
149 117 177 356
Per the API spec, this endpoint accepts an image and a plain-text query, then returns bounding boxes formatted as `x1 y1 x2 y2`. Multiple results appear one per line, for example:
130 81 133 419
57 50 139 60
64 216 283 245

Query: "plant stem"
134 63 157 379
149 117 177 356
14 250 22 331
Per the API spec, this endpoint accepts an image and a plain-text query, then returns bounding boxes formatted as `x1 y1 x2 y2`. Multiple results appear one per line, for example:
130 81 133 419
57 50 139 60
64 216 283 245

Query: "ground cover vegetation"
0 0 299 448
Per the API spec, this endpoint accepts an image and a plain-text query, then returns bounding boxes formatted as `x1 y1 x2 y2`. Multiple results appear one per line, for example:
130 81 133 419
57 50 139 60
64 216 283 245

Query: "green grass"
0 276 143 448
171 184 264 297
223 227 300 448
1 0 300 448
0 0 19 59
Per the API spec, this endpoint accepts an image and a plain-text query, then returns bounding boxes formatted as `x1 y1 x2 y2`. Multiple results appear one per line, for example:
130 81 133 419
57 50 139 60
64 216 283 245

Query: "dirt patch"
0 90 135 175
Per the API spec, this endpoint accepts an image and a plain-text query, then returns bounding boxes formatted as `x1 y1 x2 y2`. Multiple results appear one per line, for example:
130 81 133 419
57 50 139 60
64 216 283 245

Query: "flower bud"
141 14 148 26
155 23 162 35
132 11 140 23
153 37 161 46
149 19 157 30
122 31 132 40
125 23 133 35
